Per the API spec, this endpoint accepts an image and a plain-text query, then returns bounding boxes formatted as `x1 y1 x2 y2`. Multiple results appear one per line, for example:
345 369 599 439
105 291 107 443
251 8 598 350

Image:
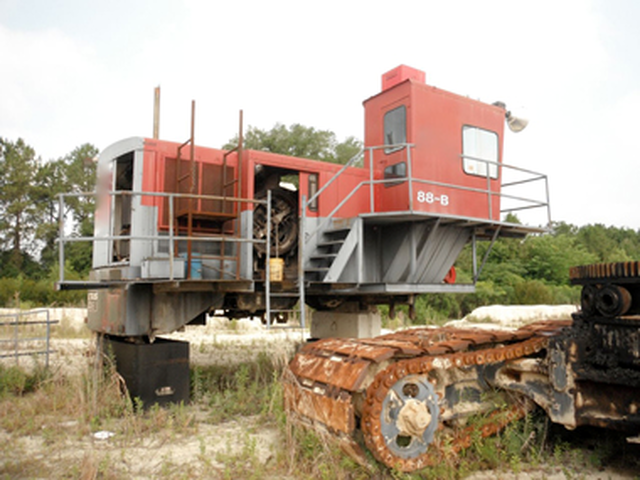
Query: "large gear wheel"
253 188 298 257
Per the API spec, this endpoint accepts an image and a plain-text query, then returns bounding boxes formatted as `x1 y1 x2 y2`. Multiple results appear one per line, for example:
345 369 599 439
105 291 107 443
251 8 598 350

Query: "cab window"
308 173 318 211
384 106 406 154
462 126 498 179
383 162 406 187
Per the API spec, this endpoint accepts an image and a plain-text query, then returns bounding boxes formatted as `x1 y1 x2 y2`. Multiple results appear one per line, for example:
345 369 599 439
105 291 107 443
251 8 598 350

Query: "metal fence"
0 309 58 367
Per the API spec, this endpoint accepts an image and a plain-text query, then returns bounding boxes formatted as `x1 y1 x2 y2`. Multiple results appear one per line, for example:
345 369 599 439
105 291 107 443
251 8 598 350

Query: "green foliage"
522 234 597 285
0 268 86 307
38 143 98 275
0 138 98 305
512 279 554 305
191 352 280 423
0 363 50 398
576 223 639 262
224 123 362 165
382 221 639 324
0 138 40 261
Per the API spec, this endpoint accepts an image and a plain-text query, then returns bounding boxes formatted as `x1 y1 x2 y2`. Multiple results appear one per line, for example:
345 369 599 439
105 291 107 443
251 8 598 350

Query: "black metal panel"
105 336 190 408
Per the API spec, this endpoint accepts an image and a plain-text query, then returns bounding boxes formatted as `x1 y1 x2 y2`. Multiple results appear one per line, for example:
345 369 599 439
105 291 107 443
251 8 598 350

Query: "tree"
576 224 634 263
224 123 362 165
37 144 98 275
0 139 98 277
0 138 40 271
64 143 98 227
33 158 69 272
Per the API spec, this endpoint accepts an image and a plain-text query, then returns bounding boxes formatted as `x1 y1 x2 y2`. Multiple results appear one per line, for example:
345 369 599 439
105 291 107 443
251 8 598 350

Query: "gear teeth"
571 261 640 282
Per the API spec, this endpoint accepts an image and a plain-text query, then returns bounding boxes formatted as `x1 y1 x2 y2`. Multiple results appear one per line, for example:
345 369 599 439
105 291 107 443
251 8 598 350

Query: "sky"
1 0 639 229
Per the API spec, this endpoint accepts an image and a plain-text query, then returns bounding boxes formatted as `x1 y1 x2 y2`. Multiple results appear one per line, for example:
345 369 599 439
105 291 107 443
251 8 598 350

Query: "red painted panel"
139 138 238 230
137 138 371 236
135 68 507 238
364 75 505 221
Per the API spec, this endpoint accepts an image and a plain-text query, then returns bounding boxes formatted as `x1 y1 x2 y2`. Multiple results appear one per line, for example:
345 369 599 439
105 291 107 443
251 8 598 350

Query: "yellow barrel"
269 258 284 282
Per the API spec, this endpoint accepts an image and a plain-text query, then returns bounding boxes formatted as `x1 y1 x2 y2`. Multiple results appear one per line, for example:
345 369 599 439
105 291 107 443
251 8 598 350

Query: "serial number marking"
416 190 449 206
87 291 98 313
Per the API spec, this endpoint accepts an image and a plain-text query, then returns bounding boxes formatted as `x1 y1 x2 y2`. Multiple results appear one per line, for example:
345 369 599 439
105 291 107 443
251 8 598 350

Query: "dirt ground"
2 307 640 479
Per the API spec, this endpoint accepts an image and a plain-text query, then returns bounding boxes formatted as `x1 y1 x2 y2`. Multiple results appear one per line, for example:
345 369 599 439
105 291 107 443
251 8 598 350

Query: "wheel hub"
396 398 432 439
380 375 439 458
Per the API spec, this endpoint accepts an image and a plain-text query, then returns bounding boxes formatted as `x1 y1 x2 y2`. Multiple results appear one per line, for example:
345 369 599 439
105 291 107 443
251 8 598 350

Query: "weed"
214 432 263 479
51 313 92 339
3 324 639 479
279 420 373 480
0 361 50 397
189 351 286 424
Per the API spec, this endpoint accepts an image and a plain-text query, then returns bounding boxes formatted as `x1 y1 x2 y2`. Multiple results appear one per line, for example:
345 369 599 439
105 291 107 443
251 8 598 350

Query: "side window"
308 173 318 211
462 126 499 179
384 106 406 154
383 162 406 187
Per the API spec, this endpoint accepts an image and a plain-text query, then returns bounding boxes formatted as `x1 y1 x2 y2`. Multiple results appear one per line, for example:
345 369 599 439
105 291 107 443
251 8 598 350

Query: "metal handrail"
305 144 549 240
305 143 414 241
299 143 550 290
57 190 270 284
306 148 365 208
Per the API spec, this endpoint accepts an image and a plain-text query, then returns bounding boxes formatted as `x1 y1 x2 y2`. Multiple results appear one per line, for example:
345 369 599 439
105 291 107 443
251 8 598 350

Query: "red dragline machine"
58 65 552 451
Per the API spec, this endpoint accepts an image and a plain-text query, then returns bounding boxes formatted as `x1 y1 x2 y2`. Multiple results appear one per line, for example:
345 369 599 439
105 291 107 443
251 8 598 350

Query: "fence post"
13 311 19 365
45 310 51 368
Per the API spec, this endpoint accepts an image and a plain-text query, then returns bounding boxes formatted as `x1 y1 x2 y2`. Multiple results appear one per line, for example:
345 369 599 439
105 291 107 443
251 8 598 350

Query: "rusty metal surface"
570 261 640 282
360 335 551 471
284 319 569 471
574 380 640 429
572 261 640 317
285 262 640 472
288 352 372 392
301 338 397 363
283 376 355 434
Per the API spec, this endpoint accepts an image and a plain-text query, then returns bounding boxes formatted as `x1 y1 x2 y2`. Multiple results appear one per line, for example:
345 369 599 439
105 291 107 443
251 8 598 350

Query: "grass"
2 333 639 479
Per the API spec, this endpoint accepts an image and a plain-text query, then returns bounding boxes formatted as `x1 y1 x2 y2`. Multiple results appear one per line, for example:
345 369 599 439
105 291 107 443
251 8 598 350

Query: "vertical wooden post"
153 86 161 139
187 100 195 278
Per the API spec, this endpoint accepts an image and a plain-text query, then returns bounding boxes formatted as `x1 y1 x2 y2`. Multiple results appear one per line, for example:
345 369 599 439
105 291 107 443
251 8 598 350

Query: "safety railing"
458 153 551 224
0 309 58 367
300 142 551 294
305 143 551 243
57 190 271 285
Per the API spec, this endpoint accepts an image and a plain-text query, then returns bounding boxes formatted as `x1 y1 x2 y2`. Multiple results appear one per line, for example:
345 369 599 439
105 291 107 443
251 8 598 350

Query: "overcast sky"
1 0 639 229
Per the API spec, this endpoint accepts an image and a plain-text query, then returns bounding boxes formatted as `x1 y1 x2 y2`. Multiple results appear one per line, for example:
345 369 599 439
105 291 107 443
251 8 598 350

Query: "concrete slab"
310 310 381 339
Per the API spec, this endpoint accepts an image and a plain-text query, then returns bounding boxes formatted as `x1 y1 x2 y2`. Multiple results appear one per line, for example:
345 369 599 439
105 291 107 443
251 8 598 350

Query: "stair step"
310 253 337 260
323 227 350 235
305 267 329 273
317 240 344 248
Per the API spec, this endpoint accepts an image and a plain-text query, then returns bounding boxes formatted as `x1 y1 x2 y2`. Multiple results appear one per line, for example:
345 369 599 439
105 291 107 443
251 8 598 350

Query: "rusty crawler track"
284 320 570 471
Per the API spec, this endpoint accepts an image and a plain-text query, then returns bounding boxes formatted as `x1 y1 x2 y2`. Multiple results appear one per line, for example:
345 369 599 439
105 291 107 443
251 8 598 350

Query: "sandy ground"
1 413 280 479
2 306 639 479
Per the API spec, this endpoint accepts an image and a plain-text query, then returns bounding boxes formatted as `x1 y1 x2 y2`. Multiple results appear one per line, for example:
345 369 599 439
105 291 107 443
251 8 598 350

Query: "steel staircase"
304 218 362 284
